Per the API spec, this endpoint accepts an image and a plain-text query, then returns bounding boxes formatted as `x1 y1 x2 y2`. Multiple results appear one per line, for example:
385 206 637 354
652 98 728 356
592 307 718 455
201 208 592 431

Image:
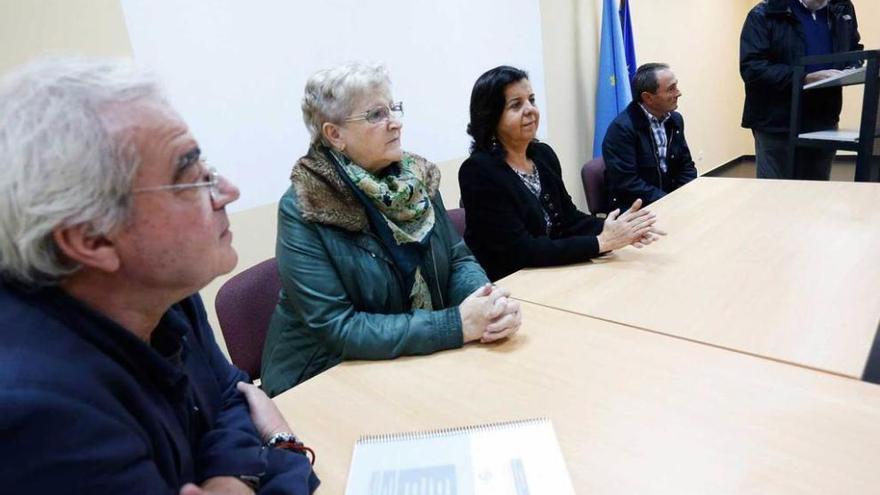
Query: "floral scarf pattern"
331 149 435 310
335 151 435 244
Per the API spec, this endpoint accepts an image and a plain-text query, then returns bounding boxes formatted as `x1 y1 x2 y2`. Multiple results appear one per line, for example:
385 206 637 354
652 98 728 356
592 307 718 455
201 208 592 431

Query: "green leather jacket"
261 146 488 397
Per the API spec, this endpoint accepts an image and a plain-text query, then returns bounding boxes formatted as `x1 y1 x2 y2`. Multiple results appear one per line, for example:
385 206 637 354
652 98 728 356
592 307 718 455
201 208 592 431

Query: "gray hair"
0 57 167 286
632 62 670 103
301 62 391 145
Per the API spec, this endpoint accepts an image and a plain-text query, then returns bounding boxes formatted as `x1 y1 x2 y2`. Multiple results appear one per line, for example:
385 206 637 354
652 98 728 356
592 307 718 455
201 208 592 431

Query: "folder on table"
344 417 575 495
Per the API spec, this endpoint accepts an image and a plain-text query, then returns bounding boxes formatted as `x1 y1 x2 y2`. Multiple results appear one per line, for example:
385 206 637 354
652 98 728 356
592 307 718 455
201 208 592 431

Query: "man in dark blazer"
602 63 698 212
0 58 318 494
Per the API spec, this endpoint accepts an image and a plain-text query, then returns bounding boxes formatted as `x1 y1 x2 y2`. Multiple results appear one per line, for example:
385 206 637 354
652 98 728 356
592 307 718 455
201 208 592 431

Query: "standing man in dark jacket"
603 63 698 212
0 58 318 494
740 0 862 179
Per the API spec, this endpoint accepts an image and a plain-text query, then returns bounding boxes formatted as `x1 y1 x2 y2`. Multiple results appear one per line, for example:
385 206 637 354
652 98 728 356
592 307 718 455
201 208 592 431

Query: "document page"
804 66 867 90
344 418 575 495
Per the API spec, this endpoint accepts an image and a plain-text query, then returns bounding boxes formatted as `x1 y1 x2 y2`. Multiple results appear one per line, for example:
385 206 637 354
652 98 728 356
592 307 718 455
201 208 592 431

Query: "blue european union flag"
593 0 636 158
619 0 637 81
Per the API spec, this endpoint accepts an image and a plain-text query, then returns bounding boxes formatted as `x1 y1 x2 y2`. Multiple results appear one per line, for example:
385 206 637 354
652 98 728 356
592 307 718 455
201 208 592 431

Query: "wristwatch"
265 431 315 465
265 432 299 448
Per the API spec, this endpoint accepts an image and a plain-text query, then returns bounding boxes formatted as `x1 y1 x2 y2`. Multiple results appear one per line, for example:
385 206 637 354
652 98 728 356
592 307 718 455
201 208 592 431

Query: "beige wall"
0 0 131 72
3 0 877 354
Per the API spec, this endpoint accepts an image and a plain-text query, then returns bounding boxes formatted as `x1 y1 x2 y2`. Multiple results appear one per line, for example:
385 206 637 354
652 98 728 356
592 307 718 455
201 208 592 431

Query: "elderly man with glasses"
0 58 318 494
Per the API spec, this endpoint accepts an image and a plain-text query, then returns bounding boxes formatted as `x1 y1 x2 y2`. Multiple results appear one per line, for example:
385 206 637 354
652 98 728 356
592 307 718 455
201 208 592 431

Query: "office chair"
581 157 608 215
446 207 467 238
215 257 281 380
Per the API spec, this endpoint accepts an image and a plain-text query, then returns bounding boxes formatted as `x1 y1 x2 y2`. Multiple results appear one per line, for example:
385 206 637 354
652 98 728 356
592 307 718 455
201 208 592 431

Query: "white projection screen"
121 0 547 211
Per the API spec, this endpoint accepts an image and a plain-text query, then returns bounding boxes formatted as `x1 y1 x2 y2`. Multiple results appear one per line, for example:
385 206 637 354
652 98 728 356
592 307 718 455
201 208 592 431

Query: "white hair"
0 57 167 286
301 61 392 145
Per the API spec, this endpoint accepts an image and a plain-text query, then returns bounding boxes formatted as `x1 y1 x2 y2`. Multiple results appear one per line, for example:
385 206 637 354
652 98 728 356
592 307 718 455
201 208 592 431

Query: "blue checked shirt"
639 103 671 173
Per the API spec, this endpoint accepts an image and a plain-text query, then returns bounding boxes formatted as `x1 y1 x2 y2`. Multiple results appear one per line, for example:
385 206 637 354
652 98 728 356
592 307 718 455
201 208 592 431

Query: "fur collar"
290 145 441 232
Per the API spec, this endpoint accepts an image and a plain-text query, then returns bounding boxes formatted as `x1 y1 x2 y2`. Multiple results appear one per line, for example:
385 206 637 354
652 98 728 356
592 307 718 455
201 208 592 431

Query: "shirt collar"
639 103 670 124
796 0 828 14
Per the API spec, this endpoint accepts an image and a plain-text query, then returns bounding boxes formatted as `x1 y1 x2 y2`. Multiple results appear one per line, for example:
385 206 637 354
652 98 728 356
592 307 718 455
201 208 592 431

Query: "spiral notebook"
343 417 575 495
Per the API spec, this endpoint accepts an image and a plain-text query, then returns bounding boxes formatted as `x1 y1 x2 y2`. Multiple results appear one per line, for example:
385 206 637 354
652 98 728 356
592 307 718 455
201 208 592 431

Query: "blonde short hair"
301 61 391 145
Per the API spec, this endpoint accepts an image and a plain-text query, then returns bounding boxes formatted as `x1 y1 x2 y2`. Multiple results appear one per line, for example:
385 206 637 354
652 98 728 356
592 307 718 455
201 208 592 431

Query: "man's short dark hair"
632 63 670 103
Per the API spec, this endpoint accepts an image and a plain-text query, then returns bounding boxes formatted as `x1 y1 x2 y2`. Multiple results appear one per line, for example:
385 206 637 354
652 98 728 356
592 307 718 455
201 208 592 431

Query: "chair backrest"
581 157 607 214
446 207 467 238
215 257 281 380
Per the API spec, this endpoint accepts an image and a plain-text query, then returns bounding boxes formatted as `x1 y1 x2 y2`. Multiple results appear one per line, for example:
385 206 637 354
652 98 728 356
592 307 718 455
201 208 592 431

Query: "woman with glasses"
261 62 521 396
459 66 665 281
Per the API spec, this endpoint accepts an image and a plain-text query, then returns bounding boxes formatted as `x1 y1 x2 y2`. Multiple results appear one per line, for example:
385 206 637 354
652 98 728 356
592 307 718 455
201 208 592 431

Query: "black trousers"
752 130 836 180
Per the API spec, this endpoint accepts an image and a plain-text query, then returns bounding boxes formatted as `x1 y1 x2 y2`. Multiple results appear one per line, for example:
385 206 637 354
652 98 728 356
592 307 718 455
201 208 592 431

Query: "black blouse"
458 142 605 281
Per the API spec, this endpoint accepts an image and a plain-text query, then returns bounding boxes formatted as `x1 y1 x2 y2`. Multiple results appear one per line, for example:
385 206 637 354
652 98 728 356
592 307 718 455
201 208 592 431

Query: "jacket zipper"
361 231 407 302
429 238 445 308
363 230 445 308
667 126 677 183
649 128 663 187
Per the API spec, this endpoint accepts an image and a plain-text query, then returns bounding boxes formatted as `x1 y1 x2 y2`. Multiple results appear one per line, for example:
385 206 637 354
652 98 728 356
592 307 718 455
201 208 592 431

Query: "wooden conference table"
275 302 880 493
501 177 880 379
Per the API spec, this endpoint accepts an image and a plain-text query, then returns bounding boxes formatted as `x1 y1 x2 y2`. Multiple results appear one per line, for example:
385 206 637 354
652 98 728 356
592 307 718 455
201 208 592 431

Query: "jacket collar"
766 0 845 16
290 144 441 232
765 0 794 15
16 284 191 395
626 100 656 130
626 100 681 131
624 100 681 133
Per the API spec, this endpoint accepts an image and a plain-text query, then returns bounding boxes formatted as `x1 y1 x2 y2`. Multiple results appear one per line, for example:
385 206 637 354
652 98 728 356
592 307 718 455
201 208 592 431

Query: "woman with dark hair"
458 65 664 281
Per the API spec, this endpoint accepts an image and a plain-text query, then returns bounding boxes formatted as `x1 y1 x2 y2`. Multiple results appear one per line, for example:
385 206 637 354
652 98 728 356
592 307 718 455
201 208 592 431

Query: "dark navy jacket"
740 0 862 132
0 283 318 494
602 101 697 212
459 141 605 281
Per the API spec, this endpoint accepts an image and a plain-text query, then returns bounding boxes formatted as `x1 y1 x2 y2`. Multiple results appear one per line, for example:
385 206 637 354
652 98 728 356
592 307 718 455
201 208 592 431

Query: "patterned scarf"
330 149 436 310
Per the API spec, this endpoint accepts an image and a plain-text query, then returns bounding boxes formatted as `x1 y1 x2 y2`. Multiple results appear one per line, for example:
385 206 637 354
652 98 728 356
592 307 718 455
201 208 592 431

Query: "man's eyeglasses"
344 101 404 124
132 167 220 201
